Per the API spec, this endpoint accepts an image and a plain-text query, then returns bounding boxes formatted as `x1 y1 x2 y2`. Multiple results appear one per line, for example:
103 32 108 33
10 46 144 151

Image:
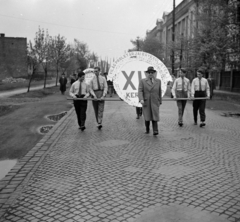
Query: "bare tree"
27 41 39 92
49 34 70 86
32 27 51 88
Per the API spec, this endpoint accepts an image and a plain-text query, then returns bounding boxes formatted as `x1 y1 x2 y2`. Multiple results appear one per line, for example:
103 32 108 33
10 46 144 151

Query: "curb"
0 107 74 218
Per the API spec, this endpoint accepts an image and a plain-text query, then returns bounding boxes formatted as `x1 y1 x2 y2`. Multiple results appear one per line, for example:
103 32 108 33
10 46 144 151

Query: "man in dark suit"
138 66 162 136
59 73 68 95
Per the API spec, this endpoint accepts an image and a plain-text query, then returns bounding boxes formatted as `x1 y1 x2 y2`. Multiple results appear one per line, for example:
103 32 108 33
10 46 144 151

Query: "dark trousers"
136 107 142 116
73 100 88 127
193 91 206 122
145 121 158 133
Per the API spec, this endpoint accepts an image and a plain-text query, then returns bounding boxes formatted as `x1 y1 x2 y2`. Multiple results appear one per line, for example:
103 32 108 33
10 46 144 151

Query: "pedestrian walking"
207 75 216 99
89 67 108 130
59 73 68 95
69 71 90 131
107 79 114 97
171 68 191 127
191 69 210 127
138 66 162 136
169 74 176 98
70 73 77 85
136 107 142 119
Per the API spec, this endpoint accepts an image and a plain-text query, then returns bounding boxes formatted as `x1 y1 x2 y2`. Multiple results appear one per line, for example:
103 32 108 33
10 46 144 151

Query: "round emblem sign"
108 51 172 107
83 68 95 85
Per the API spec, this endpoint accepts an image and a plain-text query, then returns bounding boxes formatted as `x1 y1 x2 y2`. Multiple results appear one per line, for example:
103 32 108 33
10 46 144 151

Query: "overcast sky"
0 0 182 60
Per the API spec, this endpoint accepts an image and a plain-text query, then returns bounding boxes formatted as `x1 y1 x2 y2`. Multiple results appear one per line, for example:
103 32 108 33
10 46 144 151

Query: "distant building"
0 34 27 80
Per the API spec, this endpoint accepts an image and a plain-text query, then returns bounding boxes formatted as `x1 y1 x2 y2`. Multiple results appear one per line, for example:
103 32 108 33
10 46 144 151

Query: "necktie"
97 75 101 90
150 78 153 84
78 81 82 96
182 77 184 91
199 78 202 91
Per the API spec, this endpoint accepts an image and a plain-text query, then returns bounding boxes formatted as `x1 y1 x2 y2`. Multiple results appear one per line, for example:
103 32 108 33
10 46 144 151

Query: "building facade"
0 34 27 80
147 0 196 75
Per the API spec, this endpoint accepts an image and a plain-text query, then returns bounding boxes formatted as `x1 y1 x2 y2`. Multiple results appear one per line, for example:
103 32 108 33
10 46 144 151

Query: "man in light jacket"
191 69 210 127
69 71 90 131
171 68 191 127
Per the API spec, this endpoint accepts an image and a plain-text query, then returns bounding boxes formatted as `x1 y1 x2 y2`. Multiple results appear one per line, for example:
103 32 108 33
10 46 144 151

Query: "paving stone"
1 101 240 221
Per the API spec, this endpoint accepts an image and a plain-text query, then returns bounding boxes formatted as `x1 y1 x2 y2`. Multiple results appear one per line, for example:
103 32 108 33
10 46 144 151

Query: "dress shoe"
98 124 102 130
81 126 86 131
136 115 140 119
178 122 183 127
153 131 158 136
194 122 197 125
200 122 206 127
145 130 150 134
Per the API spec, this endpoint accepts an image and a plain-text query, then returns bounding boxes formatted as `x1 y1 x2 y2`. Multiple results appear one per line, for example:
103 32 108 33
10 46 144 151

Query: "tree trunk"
44 68 47 89
27 69 35 92
55 66 59 87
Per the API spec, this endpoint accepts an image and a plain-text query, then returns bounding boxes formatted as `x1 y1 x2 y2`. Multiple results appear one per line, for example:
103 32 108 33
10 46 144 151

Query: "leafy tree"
193 0 240 73
129 36 164 60
49 34 70 86
72 39 90 70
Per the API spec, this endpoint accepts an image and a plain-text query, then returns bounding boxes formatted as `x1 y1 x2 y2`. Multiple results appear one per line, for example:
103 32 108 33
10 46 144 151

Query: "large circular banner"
108 51 172 107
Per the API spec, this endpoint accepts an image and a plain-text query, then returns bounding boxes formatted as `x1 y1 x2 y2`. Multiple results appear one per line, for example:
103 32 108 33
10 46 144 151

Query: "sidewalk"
0 83 56 98
0 97 240 222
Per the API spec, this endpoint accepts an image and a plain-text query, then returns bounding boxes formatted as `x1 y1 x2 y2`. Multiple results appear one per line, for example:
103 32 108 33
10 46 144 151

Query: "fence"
220 70 240 92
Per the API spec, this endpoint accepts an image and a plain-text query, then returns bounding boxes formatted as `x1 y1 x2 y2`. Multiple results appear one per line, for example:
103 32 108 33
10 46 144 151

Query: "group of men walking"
68 66 210 136
69 67 108 131
171 68 210 127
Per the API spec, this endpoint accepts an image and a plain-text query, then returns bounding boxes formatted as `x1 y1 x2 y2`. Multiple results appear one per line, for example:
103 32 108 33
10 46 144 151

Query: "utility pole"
136 36 140 51
179 33 183 69
171 0 176 76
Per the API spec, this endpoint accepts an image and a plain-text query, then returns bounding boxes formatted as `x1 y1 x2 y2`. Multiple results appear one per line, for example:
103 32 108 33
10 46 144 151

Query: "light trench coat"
138 78 162 121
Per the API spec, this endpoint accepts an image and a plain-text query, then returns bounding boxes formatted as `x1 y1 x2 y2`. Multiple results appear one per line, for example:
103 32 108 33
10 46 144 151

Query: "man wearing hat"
171 68 191 126
138 66 162 135
191 69 210 127
69 71 90 131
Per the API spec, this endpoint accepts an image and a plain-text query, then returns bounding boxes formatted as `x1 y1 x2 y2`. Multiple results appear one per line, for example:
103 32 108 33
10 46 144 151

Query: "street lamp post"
172 0 176 76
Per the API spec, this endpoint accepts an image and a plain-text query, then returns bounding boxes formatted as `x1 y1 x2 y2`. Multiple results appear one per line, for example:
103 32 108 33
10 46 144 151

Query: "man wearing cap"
171 68 191 127
138 66 162 136
89 67 108 130
191 69 210 127
69 71 90 131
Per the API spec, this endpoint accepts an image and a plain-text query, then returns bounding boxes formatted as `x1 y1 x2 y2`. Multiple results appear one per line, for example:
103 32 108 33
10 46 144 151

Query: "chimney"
0 34 5 37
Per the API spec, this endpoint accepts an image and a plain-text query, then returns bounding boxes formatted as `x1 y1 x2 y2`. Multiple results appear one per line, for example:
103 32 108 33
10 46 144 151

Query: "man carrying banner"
138 66 162 136
171 68 191 127
69 71 90 131
191 69 210 127
89 67 108 130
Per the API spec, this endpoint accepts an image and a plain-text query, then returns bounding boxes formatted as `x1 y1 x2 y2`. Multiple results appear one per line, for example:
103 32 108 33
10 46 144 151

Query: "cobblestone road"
0 98 240 222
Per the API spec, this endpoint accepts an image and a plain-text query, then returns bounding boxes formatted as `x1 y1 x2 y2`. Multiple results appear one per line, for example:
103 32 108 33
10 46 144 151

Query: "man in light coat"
138 66 162 136
171 68 191 127
191 69 210 127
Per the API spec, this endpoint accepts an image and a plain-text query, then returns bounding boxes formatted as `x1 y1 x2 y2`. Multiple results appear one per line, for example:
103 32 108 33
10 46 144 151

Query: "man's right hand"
140 100 144 104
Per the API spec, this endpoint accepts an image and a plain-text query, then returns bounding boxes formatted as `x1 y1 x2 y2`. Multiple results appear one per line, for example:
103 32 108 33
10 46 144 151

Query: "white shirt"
171 77 191 98
191 77 210 97
69 80 90 98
